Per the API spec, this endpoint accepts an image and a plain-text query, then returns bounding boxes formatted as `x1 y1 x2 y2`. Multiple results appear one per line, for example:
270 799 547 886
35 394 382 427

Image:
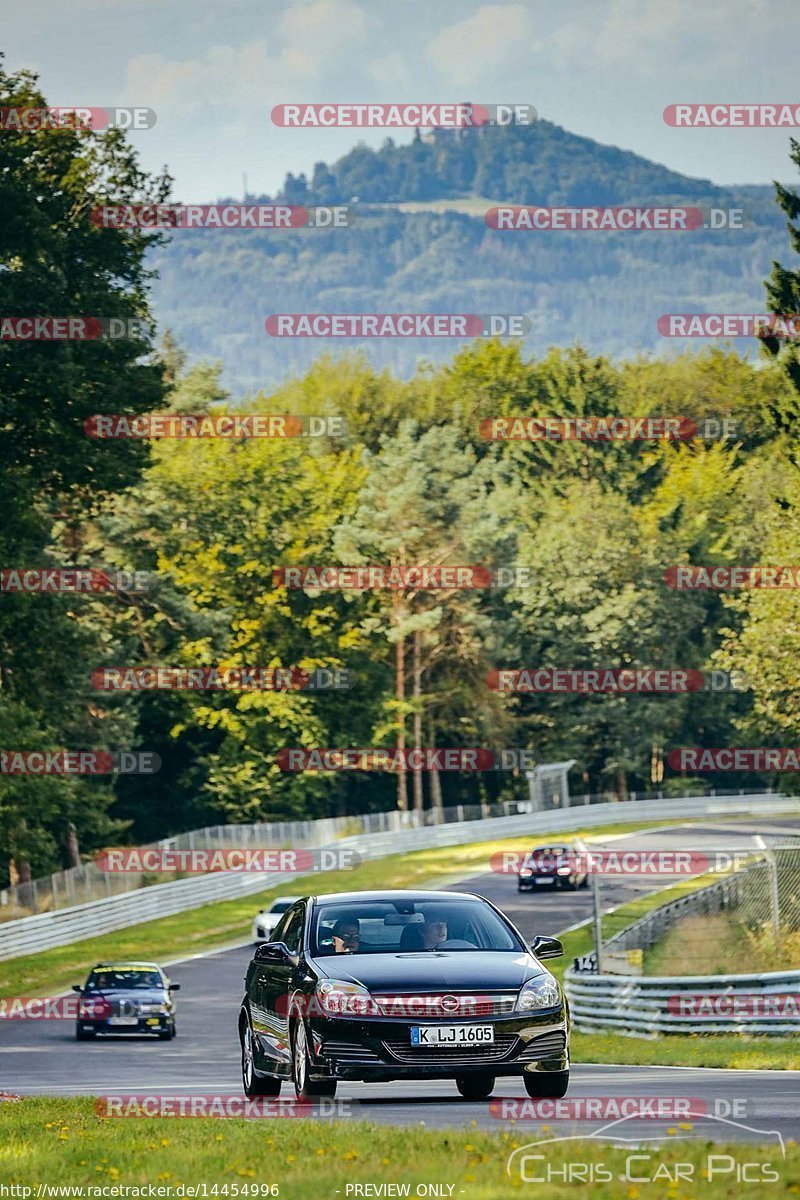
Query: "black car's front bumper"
76 1015 172 1036
304 1010 569 1082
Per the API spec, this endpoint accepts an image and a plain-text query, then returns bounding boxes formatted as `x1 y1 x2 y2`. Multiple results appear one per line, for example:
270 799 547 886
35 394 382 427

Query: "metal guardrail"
564 967 800 1036
1 785 782 921
0 803 522 920
0 792 796 963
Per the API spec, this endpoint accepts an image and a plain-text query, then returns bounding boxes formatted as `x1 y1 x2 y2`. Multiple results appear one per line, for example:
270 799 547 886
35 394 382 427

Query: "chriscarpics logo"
505 1112 786 1186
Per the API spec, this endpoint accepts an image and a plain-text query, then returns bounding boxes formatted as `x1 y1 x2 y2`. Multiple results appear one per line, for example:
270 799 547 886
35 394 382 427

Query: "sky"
5 0 800 200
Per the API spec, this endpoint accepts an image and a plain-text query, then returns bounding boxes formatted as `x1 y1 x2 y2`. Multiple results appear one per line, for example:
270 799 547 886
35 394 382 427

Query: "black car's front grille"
110 1000 139 1017
373 993 517 1019
323 1040 382 1064
382 1033 519 1065
516 1031 567 1061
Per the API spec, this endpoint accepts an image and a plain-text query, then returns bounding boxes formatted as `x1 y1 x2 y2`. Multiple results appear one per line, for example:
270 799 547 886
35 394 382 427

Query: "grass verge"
0 1097 796 1198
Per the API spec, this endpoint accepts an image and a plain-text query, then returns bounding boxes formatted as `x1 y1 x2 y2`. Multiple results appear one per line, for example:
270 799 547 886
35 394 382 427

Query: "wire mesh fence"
592 836 800 977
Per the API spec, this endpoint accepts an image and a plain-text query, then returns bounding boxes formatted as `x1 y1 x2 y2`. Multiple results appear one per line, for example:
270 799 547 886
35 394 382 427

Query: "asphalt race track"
2 820 800 1143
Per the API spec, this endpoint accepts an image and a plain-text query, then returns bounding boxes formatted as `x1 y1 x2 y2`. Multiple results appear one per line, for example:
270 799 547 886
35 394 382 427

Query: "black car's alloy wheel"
523 1070 569 1098
292 1020 336 1101
240 1014 281 1098
456 1074 495 1100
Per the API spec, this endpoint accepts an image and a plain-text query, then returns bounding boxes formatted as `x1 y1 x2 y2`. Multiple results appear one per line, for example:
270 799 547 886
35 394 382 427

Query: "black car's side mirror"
168 983 181 991
255 941 298 966
530 935 564 960
71 984 83 993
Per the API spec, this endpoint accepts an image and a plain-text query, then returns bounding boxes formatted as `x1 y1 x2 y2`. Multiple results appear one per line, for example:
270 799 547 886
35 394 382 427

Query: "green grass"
645 913 800 976
0 1098 796 1197
571 1029 800 1069
644 913 753 977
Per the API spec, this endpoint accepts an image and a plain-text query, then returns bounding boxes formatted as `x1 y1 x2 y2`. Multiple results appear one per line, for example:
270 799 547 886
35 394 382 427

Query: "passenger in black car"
399 916 448 950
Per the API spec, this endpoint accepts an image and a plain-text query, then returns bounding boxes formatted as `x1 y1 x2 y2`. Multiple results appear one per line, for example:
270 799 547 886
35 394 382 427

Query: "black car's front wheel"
523 1070 569 1098
456 1074 495 1100
240 1013 281 1098
291 1019 336 1101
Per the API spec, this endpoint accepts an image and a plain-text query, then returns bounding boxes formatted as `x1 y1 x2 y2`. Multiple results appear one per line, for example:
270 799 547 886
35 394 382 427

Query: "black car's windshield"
85 969 163 991
527 846 571 865
312 898 522 955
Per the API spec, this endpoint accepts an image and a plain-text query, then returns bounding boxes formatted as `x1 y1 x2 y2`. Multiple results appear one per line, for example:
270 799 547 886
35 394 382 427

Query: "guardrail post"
755 837 781 944
591 874 603 974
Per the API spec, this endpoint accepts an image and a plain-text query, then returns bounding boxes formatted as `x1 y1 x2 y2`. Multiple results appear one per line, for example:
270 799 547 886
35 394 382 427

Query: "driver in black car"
332 918 360 953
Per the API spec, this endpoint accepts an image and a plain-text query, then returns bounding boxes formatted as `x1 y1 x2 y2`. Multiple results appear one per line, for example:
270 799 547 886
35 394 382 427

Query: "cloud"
550 0 765 77
426 4 538 86
122 0 374 113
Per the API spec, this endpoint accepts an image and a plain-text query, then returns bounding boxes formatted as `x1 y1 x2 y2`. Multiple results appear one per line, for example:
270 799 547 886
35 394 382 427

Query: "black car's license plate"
410 1024 495 1046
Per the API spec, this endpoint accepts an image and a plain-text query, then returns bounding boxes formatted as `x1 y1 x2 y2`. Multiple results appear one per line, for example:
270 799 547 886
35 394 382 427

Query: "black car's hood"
313 951 546 991
83 988 167 1004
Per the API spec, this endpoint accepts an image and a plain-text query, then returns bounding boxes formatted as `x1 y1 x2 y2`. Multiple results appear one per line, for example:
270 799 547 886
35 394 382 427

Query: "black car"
72 961 179 1040
517 844 589 892
239 889 570 1102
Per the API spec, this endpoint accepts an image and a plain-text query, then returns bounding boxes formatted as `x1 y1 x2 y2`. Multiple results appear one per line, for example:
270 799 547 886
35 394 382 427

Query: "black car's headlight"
315 979 380 1017
79 998 110 1019
516 977 562 1011
139 1002 168 1015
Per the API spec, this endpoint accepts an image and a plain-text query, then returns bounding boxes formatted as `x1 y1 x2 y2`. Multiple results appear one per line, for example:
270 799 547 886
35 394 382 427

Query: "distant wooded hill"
150 120 786 394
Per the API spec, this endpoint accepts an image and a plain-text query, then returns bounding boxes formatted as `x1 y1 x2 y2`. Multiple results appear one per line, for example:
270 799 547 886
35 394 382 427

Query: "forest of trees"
2 60 800 886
